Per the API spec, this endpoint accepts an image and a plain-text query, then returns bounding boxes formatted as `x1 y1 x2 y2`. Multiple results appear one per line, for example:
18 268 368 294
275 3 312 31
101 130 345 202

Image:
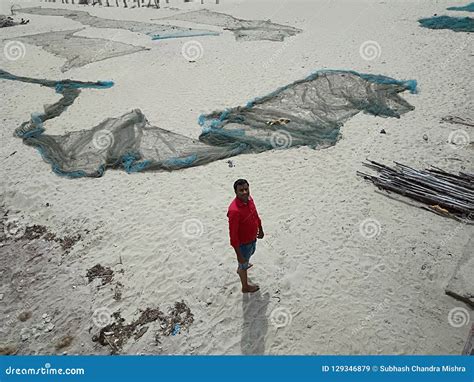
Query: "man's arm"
255 206 264 239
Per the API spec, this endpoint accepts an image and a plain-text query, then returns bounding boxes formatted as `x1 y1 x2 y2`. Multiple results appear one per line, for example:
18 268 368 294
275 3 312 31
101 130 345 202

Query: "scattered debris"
135 308 163 326
156 300 194 339
423 134 428 141
0 207 92 354
92 301 194 354
227 160 235 168
86 264 114 286
172 324 181 336
57 234 82 252
55 335 74 350
4 151 16 160
23 225 48 241
113 282 124 301
380 129 386 134
92 309 161 354
134 326 149 340
18 311 32 322
441 115 474 127
0 345 17 355
0 219 82 254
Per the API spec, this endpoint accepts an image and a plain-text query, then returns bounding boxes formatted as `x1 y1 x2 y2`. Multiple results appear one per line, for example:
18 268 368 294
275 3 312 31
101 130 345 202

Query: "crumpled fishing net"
19 7 219 39
1 69 416 178
12 29 147 72
418 15 474 32
162 9 301 41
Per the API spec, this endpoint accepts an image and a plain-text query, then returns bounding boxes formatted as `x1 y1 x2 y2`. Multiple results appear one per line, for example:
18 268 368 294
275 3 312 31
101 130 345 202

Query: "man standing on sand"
227 179 264 293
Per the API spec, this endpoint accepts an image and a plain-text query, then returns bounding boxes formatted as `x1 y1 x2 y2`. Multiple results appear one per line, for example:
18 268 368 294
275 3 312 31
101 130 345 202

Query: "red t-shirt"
227 196 262 248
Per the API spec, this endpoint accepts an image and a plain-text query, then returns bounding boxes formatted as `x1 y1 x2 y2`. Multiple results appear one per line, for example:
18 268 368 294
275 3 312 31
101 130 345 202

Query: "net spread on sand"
13 29 147 72
1 69 416 178
447 2 474 12
418 15 474 32
19 7 219 39
161 9 301 41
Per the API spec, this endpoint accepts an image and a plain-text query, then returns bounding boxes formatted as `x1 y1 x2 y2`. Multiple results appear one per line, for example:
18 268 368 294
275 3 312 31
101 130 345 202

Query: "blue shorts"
238 240 256 271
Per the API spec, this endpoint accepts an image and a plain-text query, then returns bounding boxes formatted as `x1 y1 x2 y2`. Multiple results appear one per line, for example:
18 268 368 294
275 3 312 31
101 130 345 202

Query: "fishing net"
418 15 474 32
199 71 416 151
162 9 301 41
19 7 219 40
1 69 416 178
0 68 114 134
447 2 474 12
12 29 147 72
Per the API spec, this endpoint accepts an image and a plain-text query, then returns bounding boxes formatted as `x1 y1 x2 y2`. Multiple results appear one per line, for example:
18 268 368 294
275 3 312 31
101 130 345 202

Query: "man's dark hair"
233 179 249 192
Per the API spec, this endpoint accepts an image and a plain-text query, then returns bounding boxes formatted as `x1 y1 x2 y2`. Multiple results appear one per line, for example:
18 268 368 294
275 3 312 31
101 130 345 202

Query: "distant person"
227 179 264 293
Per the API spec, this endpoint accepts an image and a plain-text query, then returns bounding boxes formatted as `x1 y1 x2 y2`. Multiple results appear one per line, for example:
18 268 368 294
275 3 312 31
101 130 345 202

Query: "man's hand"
257 227 264 239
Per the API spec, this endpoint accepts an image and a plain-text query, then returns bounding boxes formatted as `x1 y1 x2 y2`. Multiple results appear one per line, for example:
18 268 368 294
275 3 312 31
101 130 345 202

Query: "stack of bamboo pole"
358 160 474 223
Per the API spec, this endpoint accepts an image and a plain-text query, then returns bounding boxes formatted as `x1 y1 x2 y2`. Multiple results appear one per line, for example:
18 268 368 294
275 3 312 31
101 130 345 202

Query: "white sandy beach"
0 0 473 355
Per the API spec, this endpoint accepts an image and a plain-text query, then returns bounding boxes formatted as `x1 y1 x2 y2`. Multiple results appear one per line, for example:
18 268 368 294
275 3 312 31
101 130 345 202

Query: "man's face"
235 183 250 203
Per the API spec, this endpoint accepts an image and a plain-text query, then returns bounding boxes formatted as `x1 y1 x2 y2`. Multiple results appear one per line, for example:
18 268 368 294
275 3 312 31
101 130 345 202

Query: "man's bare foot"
242 284 259 293
236 263 253 274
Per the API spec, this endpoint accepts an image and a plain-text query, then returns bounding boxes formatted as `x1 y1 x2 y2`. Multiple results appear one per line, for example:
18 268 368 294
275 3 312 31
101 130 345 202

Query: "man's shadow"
240 290 270 354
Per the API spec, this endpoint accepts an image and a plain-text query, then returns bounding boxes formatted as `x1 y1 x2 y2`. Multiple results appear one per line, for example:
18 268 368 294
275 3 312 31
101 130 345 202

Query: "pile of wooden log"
357 160 474 223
